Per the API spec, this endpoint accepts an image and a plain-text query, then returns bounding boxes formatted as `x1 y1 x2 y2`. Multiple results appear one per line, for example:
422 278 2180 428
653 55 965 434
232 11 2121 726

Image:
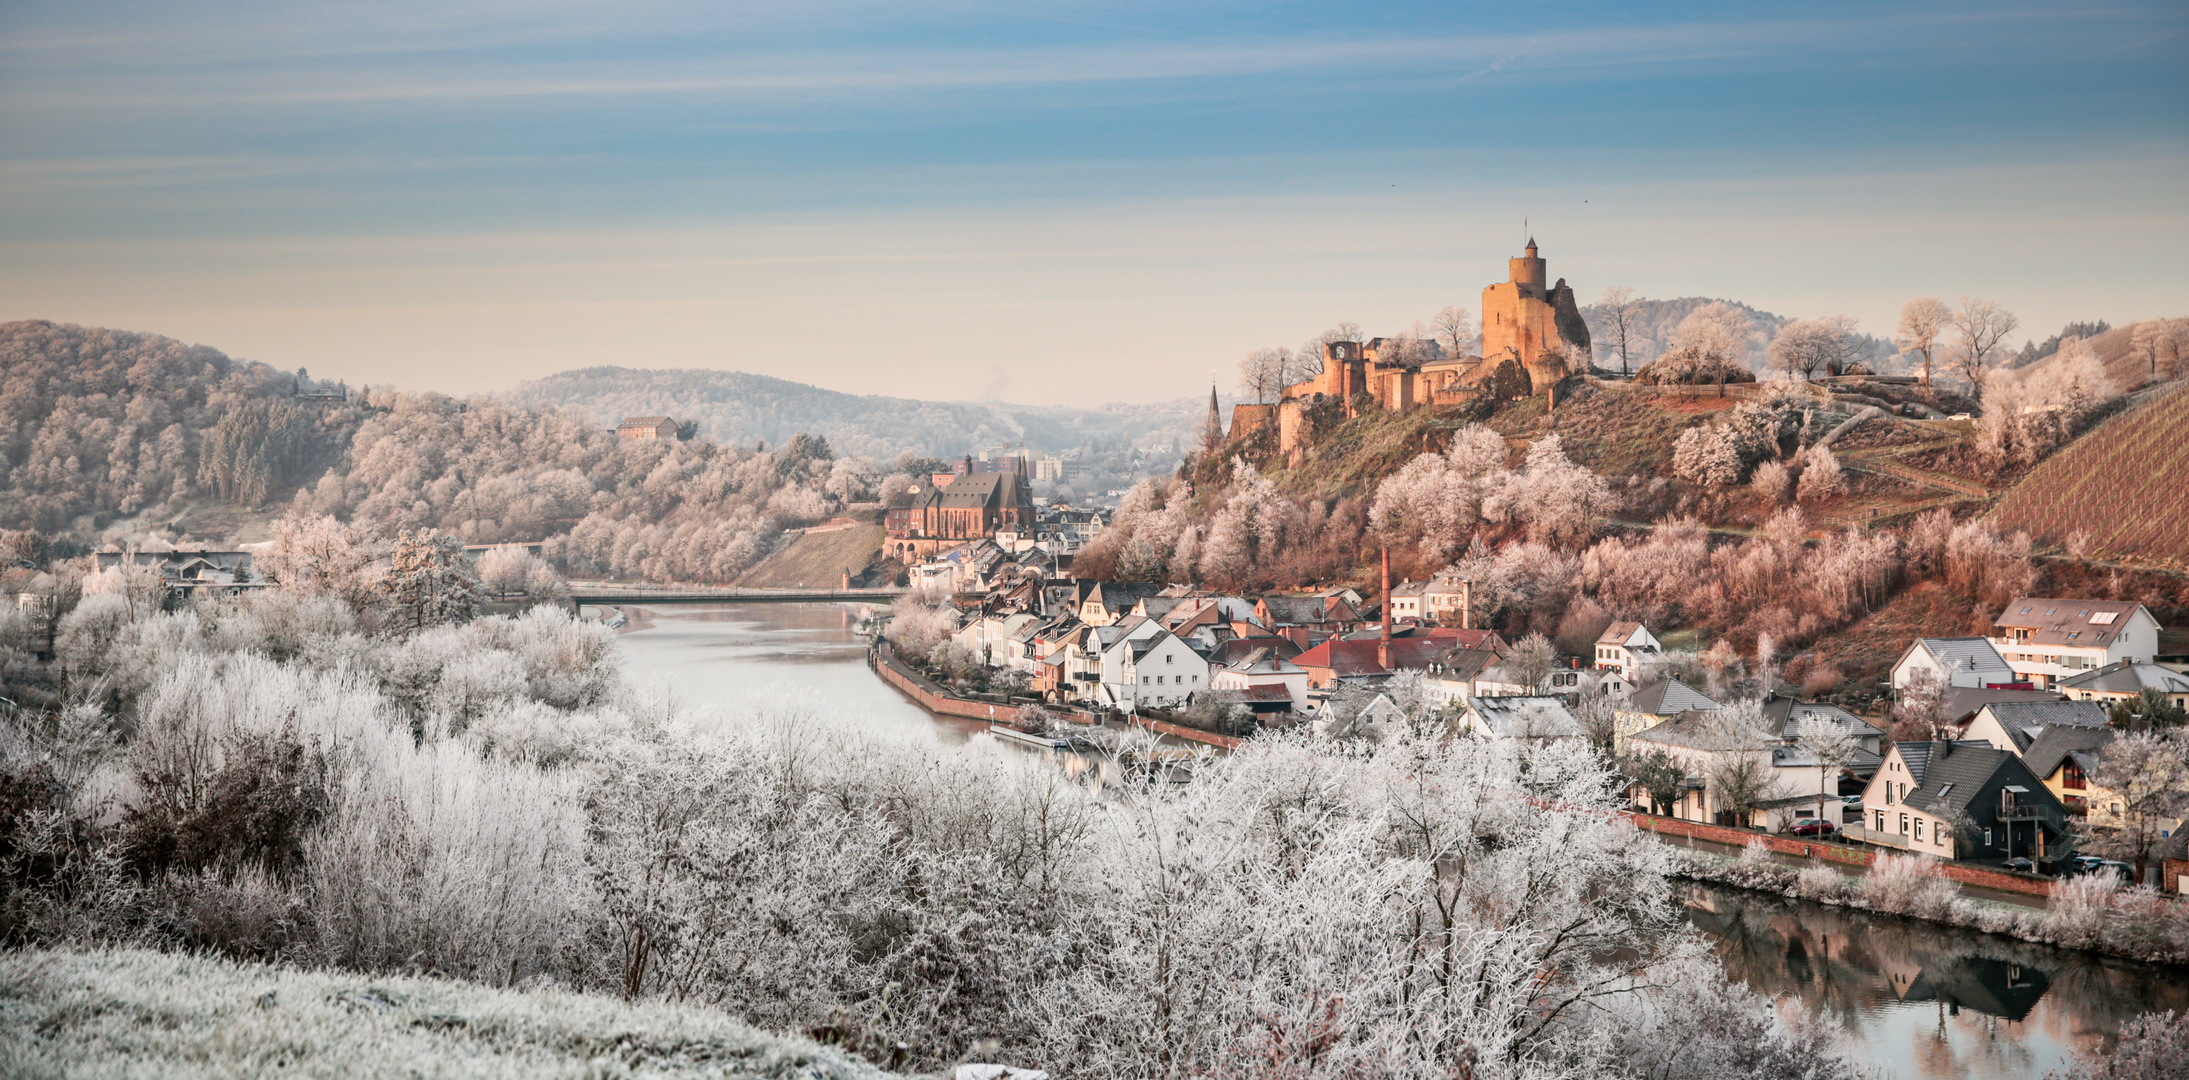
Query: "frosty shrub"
1796 863 1851 902
1750 459 1791 503
2047 872 2121 948
1741 836 1773 867
1795 445 1844 502
2048 1009 2189 1080
1860 854 1958 920
884 586 959 658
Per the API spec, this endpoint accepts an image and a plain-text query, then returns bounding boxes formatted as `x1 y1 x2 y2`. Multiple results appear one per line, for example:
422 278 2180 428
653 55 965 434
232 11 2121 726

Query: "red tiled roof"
1293 638 1448 676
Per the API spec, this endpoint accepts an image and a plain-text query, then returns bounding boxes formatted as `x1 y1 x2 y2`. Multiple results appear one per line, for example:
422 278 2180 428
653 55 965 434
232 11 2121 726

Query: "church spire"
1202 384 1224 456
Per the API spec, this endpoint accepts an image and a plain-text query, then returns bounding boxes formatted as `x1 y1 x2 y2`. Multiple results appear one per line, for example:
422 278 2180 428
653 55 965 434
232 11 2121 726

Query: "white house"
1612 677 1719 755
1210 649 1309 708
1892 637 2017 691
1593 622 1662 682
2059 661 2189 709
1389 580 1427 621
1108 627 1210 710
1990 598 2163 690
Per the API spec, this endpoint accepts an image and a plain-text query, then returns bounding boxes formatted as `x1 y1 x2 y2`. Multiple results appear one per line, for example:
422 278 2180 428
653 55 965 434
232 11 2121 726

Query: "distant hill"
1577 297 1900 375
2014 318 2189 392
1991 380 2189 567
505 366 1215 461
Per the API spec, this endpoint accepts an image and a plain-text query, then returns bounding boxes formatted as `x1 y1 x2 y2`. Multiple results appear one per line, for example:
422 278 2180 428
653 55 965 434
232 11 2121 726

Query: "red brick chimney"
1461 579 1473 631
1379 547 1393 671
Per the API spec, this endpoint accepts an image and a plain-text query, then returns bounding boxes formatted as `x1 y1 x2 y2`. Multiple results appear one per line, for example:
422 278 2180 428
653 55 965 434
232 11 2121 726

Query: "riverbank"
1672 840 2189 969
867 641 1243 750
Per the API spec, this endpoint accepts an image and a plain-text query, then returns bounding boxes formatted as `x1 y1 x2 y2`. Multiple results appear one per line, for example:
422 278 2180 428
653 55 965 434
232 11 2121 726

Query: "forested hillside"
506 366 1214 461
0 320 356 531
0 322 904 583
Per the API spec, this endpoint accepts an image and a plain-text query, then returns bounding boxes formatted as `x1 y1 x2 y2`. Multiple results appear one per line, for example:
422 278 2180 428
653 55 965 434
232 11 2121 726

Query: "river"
613 602 2182 1080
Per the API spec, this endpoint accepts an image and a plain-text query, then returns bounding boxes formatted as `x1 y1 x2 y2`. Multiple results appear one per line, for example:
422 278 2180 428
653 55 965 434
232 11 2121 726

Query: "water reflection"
1686 885 2188 1080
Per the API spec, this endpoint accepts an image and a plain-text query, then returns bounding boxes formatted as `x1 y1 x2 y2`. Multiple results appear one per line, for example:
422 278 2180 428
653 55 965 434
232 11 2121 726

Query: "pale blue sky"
2 1 2183 403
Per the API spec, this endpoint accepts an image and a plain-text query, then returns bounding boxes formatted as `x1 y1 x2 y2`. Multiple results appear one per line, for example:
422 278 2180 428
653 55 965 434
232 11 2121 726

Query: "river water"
614 602 2183 1080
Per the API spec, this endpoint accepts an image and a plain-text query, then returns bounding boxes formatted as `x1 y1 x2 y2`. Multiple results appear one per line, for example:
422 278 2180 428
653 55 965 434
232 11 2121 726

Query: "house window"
1875 810 1886 832
1984 829 1993 847
1166 654 1173 664
2063 762 2086 790
1914 820 1924 842
1900 813 1909 834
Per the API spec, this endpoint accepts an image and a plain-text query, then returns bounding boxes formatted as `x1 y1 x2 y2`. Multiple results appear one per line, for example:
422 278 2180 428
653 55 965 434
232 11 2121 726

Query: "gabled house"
1254 593 1363 646
1310 685 1404 739
1104 627 1210 710
615 416 678 440
1859 740 2070 863
1938 686 2066 729
1990 598 2164 690
1457 695 1585 742
1209 648 1309 710
1423 646 1501 709
1626 710 1828 831
1593 622 1662 681
2019 724 2117 818
2059 661 2189 709
1080 582 1166 627
1388 580 1427 621
1961 700 2110 756
1612 677 1719 755
1892 637 2018 691
1761 693 1884 756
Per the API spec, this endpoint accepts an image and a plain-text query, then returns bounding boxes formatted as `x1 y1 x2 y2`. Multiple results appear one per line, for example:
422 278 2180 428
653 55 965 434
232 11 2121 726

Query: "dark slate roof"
1426 646 1497 681
1626 677 1719 716
2021 725 2116 781
2059 661 2189 696
1978 700 2111 750
1901 741 2056 820
1088 582 1165 612
1941 686 2063 724
1209 636 1303 665
1316 685 1395 726
1259 596 1340 624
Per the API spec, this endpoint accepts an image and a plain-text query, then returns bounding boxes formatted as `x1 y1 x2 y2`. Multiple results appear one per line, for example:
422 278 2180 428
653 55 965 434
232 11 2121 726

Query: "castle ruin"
1249 240 1593 462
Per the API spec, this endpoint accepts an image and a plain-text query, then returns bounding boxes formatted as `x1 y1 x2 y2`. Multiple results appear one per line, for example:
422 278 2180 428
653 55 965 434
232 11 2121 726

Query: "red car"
1788 819 1838 838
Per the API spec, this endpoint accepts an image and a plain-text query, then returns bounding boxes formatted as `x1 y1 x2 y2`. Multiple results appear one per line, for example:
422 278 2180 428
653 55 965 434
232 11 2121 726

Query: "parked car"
2066 855 2135 882
2002 857 2039 874
1788 818 1838 838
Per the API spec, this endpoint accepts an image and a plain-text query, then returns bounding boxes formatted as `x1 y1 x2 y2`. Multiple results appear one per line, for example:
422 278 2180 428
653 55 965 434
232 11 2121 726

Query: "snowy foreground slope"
0 949 903 1080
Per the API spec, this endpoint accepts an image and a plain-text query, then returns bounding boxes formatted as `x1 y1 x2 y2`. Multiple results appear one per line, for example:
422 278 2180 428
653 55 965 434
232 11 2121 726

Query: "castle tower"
1481 239 1591 395
1508 238 1546 296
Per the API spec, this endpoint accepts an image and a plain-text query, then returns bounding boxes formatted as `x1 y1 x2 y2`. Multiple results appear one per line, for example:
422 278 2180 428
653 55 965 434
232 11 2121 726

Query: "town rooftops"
1596 621 1656 650
2059 661 2189 696
1209 636 1303 665
1628 710 1736 751
1625 677 1719 716
1993 598 2154 647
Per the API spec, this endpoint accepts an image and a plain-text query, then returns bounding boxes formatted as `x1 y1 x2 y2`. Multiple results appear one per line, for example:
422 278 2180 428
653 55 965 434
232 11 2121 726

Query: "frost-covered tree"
379 529 485 635
1894 297 1952 386
1950 296 2019 392
2080 731 2189 885
1672 425 1743 488
1795 715 1858 822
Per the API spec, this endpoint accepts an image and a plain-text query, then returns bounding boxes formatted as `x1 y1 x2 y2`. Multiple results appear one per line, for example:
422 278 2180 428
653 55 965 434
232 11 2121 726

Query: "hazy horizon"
4 1 2183 406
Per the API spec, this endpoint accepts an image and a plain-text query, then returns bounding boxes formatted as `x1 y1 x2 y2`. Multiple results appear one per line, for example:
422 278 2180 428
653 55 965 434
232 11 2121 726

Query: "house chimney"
1380 547 1393 671
1461 579 1473 631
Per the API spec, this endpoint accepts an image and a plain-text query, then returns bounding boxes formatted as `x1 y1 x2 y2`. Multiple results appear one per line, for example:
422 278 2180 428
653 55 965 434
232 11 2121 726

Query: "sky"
2 1 2184 405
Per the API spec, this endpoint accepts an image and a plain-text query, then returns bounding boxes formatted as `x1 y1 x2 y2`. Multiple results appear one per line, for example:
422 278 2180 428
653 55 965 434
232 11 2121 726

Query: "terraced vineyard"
1992 383 2189 566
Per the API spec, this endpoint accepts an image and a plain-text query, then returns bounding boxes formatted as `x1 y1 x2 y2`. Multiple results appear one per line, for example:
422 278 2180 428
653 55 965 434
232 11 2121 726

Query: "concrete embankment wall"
868 646 1242 750
1626 812 2056 899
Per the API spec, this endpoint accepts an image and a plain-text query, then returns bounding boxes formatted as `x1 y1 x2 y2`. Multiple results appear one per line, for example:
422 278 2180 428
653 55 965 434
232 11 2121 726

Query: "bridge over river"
568 585 905 605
